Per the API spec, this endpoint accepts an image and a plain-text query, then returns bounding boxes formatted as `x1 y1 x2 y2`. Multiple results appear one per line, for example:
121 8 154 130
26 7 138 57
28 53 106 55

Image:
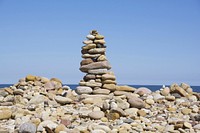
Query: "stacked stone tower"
76 30 117 95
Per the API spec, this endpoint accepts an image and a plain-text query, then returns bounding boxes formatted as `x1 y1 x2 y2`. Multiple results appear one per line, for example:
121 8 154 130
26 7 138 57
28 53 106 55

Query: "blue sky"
0 0 200 85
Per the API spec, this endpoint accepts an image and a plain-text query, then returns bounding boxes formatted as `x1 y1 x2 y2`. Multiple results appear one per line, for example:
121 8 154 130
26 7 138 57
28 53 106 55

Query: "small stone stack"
76 30 117 95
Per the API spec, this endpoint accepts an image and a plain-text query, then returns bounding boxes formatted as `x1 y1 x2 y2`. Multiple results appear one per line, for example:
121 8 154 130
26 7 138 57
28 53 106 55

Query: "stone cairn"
76 30 117 95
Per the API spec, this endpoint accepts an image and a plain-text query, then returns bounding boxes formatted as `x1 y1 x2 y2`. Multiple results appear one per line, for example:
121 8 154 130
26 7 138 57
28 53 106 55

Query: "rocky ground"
0 75 200 133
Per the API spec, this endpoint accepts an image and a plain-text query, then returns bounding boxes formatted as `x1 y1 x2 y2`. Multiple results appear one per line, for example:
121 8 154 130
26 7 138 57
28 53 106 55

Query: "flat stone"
97 55 107 61
116 85 136 92
85 80 102 87
145 99 155 105
165 95 175 101
181 108 191 115
76 86 93 94
83 40 93 44
93 89 110 95
180 83 190 90
0 108 12 120
106 112 120 120
183 122 192 129
88 111 105 120
124 108 138 116
115 97 130 109
80 61 111 72
161 87 170 96
82 44 96 50
25 75 36 82
134 87 152 95
86 35 95 40
80 59 93 66
54 96 72 104
193 124 200 130
19 122 37 133
82 54 101 59
137 110 146 117
102 80 116 84
102 84 116 91
88 48 106 54
29 95 46 104
94 39 106 44
128 96 145 109
84 74 96 81
88 69 108 74
55 124 66 133
95 34 104 39
175 86 188 97
102 73 116 80
4 88 13 94
113 91 129 96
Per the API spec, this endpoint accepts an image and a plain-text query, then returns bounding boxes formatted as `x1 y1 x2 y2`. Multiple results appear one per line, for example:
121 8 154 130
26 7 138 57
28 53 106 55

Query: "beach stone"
91 124 111 132
50 78 62 84
94 39 106 44
4 88 13 94
86 34 95 40
25 75 36 82
165 95 175 101
19 122 36 133
54 96 72 104
37 120 58 131
180 83 190 90
97 55 107 61
81 59 93 66
55 124 66 133
85 80 102 87
171 93 182 98
106 112 120 120
194 115 200 121
95 34 104 39
193 124 200 130
113 91 129 96
13 89 24 95
181 108 191 115
60 119 71 127
183 122 192 129
80 61 111 72
116 85 136 92
153 93 165 101
115 98 130 109
44 81 55 90
128 96 145 109
186 87 193 94
145 98 155 105
76 86 93 94
88 111 105 120
83 40 93 44
82 44 96 50
84 74 96 81
93 89 110 95
102 73 116 80
134 87 152 95
102 84 116 91
29 94 46 104
88 69 108 74
0 108 12 120
88 48 106 54
102 80 116 84
137 110 146 117
175 86 188 97
82 53 101 58
124 108 138 116
161 87 170 96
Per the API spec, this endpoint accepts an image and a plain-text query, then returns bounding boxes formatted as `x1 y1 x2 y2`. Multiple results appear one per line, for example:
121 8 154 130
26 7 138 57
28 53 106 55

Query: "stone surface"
25 75 36 82
134 87 152 95
80 61 111 72
0 108 12 120
102 84 116 91
128 97 145 109
93 89 110 95
54 96 72 104
76 86 93 94
116 85 136 92
19 122 37 133
88 111 105 119
88 69 108 74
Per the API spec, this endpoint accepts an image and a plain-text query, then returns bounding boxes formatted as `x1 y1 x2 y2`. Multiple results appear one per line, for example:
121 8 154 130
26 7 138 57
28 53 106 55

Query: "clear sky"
0 0 200 85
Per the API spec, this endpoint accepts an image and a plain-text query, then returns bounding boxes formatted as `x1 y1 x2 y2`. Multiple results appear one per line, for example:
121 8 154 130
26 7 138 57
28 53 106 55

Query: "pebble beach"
0 30 199 133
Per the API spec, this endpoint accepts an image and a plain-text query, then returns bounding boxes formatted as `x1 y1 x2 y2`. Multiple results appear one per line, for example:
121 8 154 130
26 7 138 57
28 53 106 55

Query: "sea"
0 84 200 92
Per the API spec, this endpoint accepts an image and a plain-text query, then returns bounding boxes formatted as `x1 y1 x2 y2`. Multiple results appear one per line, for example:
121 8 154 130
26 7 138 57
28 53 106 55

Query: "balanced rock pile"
76 30 117 95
